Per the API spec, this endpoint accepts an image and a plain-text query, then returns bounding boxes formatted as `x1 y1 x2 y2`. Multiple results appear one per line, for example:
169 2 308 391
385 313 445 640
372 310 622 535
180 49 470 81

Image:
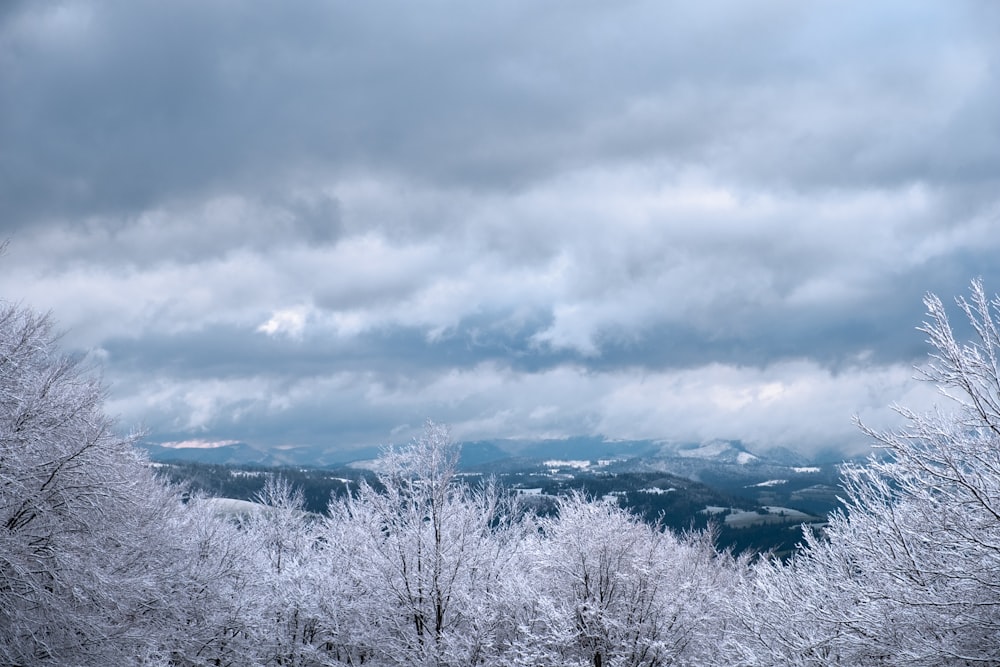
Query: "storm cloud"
2 1 998 457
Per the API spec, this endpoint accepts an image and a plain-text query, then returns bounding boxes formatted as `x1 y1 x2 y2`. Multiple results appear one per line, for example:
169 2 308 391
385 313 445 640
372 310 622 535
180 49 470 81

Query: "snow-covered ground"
196 497 267 515
701 505 815 527
543 459 592 469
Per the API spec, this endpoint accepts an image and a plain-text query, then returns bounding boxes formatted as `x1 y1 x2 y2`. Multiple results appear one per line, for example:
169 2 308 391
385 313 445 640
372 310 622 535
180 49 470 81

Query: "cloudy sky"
2 1 999 458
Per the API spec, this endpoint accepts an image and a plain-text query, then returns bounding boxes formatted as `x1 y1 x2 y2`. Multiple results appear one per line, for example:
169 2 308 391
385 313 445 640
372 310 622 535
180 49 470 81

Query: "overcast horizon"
3 1 1000 458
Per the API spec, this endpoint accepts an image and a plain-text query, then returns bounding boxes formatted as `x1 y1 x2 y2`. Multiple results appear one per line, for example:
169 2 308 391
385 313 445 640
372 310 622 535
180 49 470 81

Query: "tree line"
4 281 1000 665
155 459 818 558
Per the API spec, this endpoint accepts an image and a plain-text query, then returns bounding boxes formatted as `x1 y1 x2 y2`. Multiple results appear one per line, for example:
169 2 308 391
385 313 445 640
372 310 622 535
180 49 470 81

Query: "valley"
149 438 847 558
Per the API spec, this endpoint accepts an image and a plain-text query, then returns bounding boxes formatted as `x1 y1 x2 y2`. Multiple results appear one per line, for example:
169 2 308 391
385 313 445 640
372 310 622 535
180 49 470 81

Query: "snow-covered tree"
322 421 528 666
0 302 274 666
737 280 1000 665
524 493 740 667
242 476 327 666
152 497 260 667
0 304 185 664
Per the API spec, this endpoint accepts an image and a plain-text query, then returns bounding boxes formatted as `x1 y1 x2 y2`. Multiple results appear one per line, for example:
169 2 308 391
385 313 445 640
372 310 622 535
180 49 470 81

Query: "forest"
4 280 1000 666
153 459 828 559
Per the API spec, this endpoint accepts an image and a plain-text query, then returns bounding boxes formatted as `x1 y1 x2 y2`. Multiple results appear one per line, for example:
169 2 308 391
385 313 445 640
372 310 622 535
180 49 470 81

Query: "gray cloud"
5 2 996 224
2 0 999 457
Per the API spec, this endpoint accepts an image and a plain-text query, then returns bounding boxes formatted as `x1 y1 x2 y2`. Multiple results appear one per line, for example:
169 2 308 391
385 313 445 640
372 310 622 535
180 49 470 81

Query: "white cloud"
257 306 310 338
159 439 242 449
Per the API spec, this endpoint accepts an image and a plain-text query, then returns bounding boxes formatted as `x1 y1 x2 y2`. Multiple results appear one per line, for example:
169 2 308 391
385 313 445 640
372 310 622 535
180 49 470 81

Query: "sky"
2 1 1000 459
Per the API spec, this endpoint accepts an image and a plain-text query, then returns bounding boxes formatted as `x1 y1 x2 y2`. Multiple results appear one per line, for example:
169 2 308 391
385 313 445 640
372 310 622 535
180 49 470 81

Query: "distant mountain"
500 436 659 461
140 442 273 466
149 453 843 558
143 432 852 559
456 440 515 467
138 434 852 478
754 445 811 466
137 441 382 467
651 439 760 465
138 435 662 468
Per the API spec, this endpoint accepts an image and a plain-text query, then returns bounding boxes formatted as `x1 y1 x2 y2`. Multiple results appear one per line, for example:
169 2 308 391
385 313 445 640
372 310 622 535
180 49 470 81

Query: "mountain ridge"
138 435 846 468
